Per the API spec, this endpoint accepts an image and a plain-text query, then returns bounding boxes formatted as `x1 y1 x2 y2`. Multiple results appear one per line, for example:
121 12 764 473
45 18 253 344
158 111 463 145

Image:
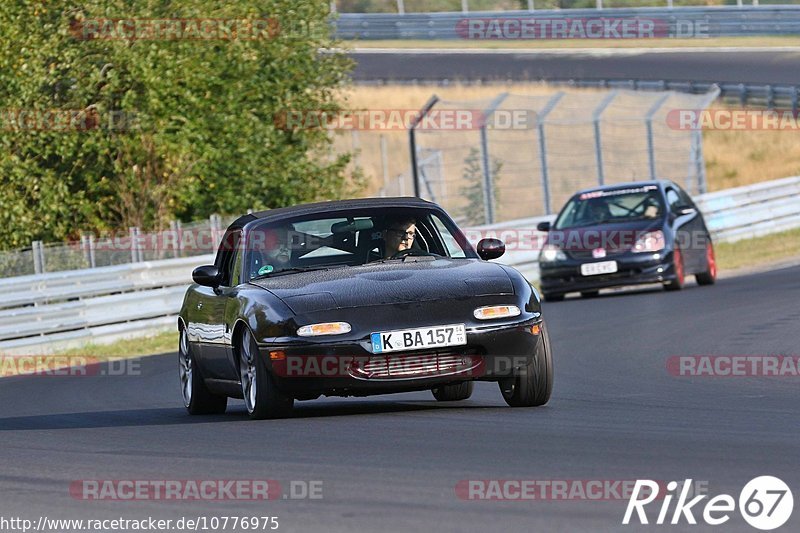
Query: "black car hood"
546 219 664 252
249 259 515 314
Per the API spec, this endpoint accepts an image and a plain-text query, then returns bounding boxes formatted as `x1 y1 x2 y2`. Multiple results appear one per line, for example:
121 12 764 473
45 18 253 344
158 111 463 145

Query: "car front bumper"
539 251 677 295
260 317 543 398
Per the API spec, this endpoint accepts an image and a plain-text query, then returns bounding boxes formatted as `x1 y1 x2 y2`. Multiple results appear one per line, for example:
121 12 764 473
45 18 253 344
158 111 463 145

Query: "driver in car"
255 226 293 276
383 218 417 258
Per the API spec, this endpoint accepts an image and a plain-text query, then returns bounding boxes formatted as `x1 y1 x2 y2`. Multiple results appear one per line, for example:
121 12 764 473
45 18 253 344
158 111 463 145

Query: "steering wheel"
390 249 442 260
389 249 417 259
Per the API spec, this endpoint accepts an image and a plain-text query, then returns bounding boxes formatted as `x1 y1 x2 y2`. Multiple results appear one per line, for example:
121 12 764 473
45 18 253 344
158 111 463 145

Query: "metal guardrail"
545 80 800 114
1 176 798 354
0 256 212 354
335 6 800 40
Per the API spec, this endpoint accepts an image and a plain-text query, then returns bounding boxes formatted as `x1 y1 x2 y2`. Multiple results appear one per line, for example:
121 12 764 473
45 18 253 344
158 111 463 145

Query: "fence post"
81 233 96 268
596 0 603 9
645 93 670 181
170 220 182 258
409 95 439 198
478 93 509 225
32 240 44 274
462 0 469 13
397 0 405 15
380 135 389 197
592 91 618 186
536 92 565 215
527 0 535 10
129 227 141 263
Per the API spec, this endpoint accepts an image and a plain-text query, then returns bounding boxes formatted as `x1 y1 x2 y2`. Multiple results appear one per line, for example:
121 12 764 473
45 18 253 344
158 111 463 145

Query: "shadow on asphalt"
545 284 673 302
0 400 507 430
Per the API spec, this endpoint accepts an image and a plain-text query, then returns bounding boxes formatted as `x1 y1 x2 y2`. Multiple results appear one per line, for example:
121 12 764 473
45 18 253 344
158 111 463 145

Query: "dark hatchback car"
179 197 553 419
537 181 716 301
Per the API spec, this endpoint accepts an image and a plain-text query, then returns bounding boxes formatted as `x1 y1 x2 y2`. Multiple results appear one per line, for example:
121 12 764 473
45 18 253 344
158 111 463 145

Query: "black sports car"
537 180 717 301
178 197 553 419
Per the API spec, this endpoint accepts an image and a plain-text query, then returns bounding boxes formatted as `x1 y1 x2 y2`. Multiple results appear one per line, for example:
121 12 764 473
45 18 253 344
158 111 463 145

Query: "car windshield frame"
240 206 478 281
552 186 666 230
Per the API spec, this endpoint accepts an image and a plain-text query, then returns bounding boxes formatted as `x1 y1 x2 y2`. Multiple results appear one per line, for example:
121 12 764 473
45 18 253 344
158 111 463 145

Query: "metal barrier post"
32 241 43 275
592 91 618 186
81 234 96 268
479 92 509 225
130 227 141 263
645 93 670 181
537 92 565 215
380 135 389 197
409 95 439 198
170 220 182 258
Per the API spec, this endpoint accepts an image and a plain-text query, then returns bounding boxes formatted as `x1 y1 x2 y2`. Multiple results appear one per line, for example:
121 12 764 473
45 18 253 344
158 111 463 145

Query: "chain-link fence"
0 215 236 279
407 87 718 225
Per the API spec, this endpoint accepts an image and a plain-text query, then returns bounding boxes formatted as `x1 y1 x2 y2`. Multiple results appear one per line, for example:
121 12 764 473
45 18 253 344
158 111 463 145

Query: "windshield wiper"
250 265 344 281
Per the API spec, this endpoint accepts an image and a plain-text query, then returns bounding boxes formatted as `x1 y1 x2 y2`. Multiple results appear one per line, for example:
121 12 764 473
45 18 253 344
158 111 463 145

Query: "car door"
195 229 242 380
665 185 704 273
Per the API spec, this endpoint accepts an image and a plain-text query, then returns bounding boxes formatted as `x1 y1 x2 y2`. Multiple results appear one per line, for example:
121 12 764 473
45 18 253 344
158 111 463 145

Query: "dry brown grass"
336 83 800 202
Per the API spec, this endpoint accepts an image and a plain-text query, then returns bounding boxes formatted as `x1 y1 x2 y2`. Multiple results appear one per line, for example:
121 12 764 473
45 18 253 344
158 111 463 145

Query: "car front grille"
567 248 629 260
348 353 483 381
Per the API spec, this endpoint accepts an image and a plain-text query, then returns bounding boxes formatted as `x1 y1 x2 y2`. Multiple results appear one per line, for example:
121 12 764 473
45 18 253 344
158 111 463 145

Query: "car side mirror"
192 265 222 288
477 238 505 260
537 221 551 232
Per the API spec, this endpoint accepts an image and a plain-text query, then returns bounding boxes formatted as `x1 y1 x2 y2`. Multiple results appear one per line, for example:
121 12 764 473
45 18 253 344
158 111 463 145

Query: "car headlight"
297 322 352 337
632 230 666 253
474 305 521 320
540 244 567 262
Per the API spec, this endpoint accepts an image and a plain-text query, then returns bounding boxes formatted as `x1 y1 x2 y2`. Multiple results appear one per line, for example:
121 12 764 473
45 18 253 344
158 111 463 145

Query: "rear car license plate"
371 324 467 354
580 261 618 276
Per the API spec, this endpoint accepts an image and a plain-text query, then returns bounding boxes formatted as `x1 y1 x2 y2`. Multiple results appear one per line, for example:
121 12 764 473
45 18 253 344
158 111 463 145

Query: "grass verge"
715 227 800 272
55 329 177 358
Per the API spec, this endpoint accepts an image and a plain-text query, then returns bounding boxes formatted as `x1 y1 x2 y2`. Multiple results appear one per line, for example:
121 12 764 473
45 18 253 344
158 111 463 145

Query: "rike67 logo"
623 476 793 530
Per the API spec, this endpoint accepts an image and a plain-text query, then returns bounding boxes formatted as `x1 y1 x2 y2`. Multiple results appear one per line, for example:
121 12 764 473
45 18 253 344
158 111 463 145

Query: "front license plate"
370 324 467 354
580 261 618 276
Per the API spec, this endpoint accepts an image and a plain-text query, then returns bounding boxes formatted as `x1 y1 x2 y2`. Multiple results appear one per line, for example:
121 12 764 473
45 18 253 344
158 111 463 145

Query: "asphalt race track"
350 48 800 85
1 265 799 532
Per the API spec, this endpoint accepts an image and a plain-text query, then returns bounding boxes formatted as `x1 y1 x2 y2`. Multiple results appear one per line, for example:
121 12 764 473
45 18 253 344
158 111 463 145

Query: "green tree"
0 0 361 250
460 147 501 226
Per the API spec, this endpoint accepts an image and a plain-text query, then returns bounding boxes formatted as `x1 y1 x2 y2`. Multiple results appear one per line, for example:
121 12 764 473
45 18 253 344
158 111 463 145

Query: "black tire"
696 241 717 286
179 328 227 415
239 328 293 420
664 246 685 292
542 292 564 302
432 381 474 401
580 290 600 298
499 321 553 407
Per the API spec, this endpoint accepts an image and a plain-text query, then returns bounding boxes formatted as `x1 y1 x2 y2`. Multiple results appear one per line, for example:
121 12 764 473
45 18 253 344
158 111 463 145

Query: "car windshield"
553 186 665 230
243 207 474 280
